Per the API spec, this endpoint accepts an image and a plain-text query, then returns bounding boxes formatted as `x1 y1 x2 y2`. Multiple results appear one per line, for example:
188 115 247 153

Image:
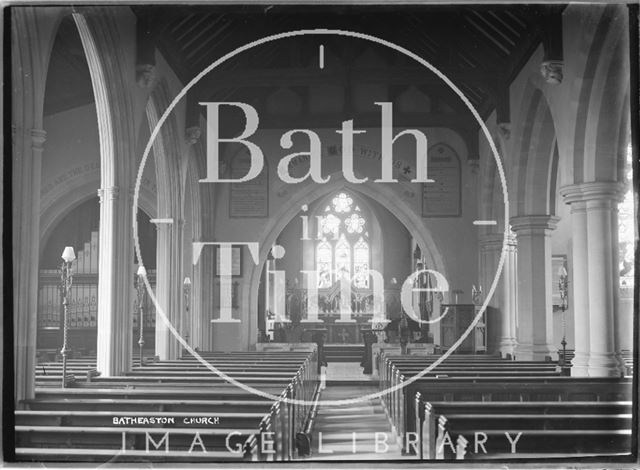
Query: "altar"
273 315 376 344
304 317 373 344
267 284 403 344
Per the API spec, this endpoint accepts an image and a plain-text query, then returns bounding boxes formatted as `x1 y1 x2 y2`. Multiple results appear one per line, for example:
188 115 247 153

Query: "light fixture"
61 246 76 263
59 246 75 387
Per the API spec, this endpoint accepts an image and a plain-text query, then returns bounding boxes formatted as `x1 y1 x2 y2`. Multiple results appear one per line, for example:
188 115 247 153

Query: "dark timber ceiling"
44 5 563 133
132 4 555 125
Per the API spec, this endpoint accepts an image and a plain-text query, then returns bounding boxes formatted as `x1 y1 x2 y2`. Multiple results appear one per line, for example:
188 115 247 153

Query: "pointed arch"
511 82 559 217
245 174 446 348
572 5 630 184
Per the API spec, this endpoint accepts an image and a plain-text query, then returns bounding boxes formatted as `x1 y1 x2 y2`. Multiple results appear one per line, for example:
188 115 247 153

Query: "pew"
35 352 316 390
19 350 320 462
375 352 558 380
378 353 632 460
415 395 633 459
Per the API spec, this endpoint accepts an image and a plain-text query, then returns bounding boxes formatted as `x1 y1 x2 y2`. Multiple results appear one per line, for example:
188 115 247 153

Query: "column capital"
559 181 626 205
467 159 480 175
30 128 47 149
540 60 563 84
185 126 202 146
136 64 156 89
509 215 560 235
97 186 120 202
479 231 517 248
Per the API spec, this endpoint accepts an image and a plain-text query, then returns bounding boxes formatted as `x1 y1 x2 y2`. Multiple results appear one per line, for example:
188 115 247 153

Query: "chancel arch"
246 173 448 350
262 189 389 343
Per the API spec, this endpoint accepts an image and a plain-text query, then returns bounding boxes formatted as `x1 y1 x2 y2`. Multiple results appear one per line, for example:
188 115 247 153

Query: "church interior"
7 3 638 463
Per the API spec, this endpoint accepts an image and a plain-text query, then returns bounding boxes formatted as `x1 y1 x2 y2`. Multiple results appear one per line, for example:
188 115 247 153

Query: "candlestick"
558 265 569 373
60 247 76 387
136 265 147 367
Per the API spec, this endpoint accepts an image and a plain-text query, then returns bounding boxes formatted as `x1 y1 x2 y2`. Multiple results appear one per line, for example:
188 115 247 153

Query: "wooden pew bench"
16 410 269 428
22 351 320 462
23 398 277 413
401 378 632 402
383 377 633 448
131 364 303 370
15 447 246 462
124 370 301 378
377 354 558 380
35 375 297 387
19 392 296 462
16 426 260 461
415 398 633 459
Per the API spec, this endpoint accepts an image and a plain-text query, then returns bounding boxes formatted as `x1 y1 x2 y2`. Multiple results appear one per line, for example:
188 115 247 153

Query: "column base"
615 351 631 376
498 338 517 359
587 352 622 377
569 351 590 377
514 343 557 361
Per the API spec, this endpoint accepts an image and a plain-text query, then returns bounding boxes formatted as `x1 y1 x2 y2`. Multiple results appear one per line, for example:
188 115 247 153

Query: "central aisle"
309 384 409 460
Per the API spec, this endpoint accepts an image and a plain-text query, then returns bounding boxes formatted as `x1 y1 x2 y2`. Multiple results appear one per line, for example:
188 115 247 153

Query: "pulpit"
440 304 487 353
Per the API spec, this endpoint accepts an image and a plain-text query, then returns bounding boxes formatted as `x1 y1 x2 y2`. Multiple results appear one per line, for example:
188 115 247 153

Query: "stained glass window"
619 144 635 289
332 193 353 213
353 237 370 288
335 235 351 282
319 213 341 237
315 191 371 289
317 240 333 289
345 213 365 234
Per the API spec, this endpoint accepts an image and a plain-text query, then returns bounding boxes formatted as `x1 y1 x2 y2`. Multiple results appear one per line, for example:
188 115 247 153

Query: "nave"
9 3 638 465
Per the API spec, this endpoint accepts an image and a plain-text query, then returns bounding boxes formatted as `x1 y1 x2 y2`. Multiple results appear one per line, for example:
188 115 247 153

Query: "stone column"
175 219 185 355
479 231 517 357
560 182 624 377
12 5 64 406
188 246 203 351
13 128 46 405
95 186 134 376
198 246 214 351
73 9 137 377
154 219 183 360
586 197 618 375
559 193 590 376
510 215 559 361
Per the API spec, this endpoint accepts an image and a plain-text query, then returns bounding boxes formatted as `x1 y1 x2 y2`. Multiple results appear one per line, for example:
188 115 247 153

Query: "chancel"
9 2 637 464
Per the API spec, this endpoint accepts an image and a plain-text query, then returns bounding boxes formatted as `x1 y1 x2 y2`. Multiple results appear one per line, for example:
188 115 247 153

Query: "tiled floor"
307 385 409 460
323 361 376 382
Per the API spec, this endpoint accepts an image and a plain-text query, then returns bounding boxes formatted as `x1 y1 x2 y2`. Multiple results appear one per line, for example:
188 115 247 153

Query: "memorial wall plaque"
422 143 461 217
229 150 269 218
